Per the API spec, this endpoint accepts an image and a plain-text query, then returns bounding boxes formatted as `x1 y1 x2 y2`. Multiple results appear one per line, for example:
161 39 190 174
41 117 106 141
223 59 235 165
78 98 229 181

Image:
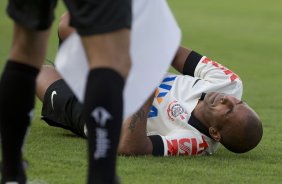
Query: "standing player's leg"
0 1 56 183
64 0 131 183
81 30 131 184
0 24 51 184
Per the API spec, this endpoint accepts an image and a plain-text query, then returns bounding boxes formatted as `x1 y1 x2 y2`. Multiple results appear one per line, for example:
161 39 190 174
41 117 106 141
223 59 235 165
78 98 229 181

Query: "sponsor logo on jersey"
155 76 176 104
148 75 176 118
202 57 239 81
166 136 208 156
166 100 188 121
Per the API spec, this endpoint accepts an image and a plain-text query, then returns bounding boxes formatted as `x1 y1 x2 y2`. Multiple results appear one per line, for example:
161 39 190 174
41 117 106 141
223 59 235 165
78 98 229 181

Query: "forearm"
118 95 154 155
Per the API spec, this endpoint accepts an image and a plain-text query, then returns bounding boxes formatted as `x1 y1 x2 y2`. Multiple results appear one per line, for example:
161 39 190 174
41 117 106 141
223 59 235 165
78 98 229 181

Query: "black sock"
83 68 124 184
0 61 39 183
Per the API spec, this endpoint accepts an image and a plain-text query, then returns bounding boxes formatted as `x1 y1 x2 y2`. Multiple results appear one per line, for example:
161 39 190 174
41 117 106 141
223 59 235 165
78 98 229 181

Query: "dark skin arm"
171 46 193 74
118 95 154 155
118 47 195 155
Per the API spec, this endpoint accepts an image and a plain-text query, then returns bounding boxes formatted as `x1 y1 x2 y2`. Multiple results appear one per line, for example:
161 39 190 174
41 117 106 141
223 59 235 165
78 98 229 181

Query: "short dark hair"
221 112 263 153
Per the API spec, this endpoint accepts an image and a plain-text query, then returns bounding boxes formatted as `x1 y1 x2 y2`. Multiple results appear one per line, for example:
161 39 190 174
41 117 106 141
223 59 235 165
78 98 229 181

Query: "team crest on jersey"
167 100 188 121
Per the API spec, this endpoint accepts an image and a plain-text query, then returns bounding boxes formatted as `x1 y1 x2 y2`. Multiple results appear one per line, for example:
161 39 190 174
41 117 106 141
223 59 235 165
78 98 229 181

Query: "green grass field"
1 0 282 183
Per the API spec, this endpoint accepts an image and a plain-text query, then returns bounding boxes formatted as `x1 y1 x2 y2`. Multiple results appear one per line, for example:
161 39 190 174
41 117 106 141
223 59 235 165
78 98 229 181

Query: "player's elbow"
118 144 144 156
118 146 137 156
236 78 243 89
118 139 153 156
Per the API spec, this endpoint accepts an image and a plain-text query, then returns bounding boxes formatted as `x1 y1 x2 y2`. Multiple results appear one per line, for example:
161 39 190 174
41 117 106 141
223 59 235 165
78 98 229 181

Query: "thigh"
64 0 132 35
7 0 57 30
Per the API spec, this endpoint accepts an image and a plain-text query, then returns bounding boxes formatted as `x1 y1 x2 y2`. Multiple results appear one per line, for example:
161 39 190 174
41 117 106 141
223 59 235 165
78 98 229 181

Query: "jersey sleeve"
197 56 243 99
149 131 210 156
195 57 241 84
183 52 243 99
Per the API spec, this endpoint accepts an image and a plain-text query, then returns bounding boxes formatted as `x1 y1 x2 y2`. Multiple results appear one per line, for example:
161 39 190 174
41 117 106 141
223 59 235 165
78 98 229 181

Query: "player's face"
203 92 250 127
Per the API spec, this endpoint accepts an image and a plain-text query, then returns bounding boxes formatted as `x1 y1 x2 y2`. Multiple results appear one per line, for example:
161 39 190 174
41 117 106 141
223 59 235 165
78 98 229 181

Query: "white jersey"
147 56 243 156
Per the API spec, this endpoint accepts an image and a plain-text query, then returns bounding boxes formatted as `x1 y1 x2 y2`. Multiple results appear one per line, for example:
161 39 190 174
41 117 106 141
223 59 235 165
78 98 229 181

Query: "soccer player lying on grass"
37 52 263 156
37 47 263 156
36 16 263 156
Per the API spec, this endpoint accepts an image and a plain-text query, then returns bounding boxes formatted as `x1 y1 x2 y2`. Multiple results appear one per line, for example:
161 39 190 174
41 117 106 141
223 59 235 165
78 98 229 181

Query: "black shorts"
41 79 86 137
7 0 57 30
7 0 132 35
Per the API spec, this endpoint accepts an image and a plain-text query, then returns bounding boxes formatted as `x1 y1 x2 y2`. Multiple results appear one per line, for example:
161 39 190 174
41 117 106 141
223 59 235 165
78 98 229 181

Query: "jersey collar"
188 93 212 139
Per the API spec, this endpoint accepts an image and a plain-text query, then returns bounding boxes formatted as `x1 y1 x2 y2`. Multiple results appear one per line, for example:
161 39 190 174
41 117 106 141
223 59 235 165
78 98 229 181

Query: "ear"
209 127 221 142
